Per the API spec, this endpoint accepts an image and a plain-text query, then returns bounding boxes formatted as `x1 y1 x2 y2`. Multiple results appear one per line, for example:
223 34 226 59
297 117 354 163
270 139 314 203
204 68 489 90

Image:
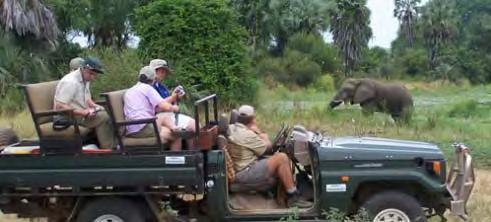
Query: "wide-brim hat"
149 59 172 73
84 56 105 74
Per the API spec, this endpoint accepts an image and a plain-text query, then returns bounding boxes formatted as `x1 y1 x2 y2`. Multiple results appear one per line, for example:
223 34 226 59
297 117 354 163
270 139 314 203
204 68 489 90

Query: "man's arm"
54 81 94 118
55 101 92 117
156 101 179 113
249 124 272 149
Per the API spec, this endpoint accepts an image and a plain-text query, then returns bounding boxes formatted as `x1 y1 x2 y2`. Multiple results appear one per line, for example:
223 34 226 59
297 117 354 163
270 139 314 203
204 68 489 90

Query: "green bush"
256 49 322 87
287 33 340 73
83 48 142 99
447 100 488 118
133 0 256 104
0 88 24 116
312 74 335 93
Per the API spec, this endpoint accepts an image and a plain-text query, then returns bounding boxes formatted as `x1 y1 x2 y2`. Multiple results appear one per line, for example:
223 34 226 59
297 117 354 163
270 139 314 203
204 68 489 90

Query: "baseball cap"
83 57 105 74
139 65 156 80
69 57 85 70
238 105 255 117
149 59 171 72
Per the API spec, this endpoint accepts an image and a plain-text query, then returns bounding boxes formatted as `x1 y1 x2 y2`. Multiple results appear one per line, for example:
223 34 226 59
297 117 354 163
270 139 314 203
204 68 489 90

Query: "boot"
287 191 312 208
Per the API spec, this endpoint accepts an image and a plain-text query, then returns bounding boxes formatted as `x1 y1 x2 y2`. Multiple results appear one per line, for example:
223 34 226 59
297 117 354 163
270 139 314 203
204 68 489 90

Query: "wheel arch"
68 195 159 222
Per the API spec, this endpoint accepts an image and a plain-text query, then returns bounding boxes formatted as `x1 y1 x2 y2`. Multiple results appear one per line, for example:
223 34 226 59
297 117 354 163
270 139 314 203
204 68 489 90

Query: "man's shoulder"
60 70 81 83
229 123 257 140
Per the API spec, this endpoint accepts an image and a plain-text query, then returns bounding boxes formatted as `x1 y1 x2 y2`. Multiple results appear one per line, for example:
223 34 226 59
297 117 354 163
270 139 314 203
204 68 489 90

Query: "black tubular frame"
193 94 218 140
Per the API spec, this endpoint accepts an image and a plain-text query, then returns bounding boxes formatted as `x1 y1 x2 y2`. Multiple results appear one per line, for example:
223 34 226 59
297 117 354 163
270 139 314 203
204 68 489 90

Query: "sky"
366 0 399 48
73 0 429 49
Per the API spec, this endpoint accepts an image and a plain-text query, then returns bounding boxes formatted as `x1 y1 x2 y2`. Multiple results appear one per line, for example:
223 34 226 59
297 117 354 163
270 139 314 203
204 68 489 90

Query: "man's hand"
173 85 185 98
249 125 262 134
84 108 97 118
171 105 179 113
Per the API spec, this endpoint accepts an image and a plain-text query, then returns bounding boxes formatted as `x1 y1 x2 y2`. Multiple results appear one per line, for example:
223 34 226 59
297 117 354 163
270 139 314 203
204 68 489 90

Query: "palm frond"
0 0 59 44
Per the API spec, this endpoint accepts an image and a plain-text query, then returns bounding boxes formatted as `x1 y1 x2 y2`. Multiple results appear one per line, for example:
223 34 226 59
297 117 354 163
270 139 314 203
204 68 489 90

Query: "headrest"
230 109 239 124
218 113 229 136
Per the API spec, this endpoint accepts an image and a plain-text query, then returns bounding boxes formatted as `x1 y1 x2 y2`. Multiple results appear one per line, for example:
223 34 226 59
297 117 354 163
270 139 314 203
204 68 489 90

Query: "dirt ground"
0 170 489 222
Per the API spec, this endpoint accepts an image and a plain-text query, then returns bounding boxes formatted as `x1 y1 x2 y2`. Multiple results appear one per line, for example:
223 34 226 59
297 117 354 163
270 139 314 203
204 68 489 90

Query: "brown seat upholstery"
102 90 166 152
22 81 90 153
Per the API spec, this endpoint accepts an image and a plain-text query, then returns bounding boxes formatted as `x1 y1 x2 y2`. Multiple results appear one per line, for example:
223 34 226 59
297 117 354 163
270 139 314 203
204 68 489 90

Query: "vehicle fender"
319 169 446 213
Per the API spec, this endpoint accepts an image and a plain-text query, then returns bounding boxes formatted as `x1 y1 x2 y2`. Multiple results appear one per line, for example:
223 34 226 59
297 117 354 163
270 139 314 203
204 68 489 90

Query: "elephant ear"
353 81 376 104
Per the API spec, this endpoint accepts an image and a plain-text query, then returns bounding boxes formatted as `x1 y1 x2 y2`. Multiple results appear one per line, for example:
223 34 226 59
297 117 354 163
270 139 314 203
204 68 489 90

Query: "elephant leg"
360 101 376 116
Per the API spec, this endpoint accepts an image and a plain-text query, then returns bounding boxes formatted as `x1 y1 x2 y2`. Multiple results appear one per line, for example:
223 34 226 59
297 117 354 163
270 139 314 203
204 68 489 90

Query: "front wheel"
362 191 427 222
76 198 145 222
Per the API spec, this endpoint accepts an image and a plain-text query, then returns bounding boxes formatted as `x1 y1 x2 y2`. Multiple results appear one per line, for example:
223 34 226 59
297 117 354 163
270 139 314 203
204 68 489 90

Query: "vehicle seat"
229 109 239 124
102 90 167 151
22 81 90 153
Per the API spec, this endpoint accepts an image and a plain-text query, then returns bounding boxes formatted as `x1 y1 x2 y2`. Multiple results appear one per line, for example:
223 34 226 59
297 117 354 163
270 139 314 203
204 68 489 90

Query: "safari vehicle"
0 82 475 222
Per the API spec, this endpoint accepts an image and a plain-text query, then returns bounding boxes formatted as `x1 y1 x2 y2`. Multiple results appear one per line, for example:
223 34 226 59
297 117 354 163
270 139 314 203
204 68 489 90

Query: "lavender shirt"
124 82 165 134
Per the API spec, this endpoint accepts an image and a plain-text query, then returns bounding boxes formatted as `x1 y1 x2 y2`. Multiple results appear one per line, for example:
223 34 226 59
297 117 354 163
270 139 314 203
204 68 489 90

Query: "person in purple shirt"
149 59 197 149
124 66 182 150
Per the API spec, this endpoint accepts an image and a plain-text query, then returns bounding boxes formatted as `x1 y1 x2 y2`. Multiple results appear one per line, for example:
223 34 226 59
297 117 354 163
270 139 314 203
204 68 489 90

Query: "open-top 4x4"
0 89 475 222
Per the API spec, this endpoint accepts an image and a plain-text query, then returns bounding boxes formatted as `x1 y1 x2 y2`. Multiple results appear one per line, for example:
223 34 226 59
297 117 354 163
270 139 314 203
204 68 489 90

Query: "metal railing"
446 142 475 221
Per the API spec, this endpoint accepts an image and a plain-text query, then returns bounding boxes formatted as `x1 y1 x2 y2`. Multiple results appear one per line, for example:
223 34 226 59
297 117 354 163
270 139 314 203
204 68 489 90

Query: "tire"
76 198 145 222
0 128 19 147
361 191 427 222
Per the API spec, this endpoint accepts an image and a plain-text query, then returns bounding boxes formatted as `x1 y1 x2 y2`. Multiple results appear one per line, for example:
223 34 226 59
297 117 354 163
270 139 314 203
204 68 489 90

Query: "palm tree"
0 0 59 44
421 0 456 70
231 0 331 54
394 0 421 47
330 0 372 76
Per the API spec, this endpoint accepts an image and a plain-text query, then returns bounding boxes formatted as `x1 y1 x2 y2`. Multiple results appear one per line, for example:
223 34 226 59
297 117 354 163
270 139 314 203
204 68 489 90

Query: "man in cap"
149 59 196 149
123 66 182 150
54 57 115 149
69 57 85 71
228 105 312 208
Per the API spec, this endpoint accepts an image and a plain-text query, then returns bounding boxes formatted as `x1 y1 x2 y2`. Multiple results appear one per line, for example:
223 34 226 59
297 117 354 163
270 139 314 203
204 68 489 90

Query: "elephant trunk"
329 100 343 109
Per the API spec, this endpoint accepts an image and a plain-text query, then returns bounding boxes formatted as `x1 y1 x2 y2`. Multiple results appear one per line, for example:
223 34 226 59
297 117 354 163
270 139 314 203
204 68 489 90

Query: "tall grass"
253 83 491 167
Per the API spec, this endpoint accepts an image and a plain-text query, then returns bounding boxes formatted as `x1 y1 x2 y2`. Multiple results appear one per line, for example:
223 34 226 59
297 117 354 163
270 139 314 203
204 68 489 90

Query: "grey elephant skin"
329 78 413 122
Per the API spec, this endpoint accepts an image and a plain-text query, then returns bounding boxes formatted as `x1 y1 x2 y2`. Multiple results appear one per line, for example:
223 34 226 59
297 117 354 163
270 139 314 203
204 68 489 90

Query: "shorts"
157 112 192 128
234 158 277 190
127 124 156 138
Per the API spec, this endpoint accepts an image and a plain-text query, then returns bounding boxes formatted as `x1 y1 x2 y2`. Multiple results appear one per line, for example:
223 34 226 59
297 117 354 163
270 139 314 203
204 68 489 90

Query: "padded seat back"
218 135 236 183
104 90 126 136
230 109 239 124
24 81 59 124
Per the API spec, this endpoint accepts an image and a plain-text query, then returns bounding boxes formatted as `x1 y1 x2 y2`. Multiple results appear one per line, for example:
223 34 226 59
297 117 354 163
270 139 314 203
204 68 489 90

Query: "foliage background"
133 0 257 104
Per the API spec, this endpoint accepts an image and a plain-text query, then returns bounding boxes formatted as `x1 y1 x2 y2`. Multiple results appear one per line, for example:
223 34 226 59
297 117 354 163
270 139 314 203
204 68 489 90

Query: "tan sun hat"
149 59 172 72
238 105 255 117
139 65 156 80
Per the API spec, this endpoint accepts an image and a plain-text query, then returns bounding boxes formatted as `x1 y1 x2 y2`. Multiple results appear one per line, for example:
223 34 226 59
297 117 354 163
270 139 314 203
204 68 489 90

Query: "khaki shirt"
54 69 91 110
228 123 267 172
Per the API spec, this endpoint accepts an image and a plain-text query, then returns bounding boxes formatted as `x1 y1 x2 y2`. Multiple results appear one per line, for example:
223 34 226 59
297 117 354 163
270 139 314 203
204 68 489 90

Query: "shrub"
447 100 487 118
256 49 322 87
287 33 340 73
84 48 142 99
133 0 256 104
313 74 335 93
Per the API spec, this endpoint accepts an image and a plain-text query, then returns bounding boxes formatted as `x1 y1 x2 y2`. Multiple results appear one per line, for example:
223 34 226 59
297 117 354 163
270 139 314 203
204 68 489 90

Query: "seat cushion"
123 136 167 147
40 123 90 137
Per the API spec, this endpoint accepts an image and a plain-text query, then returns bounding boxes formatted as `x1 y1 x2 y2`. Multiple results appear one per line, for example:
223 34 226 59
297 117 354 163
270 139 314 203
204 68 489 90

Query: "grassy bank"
254 82 491 168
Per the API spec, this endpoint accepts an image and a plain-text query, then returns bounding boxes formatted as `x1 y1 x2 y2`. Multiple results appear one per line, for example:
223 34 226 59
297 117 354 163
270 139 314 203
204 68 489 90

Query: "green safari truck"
0 94 475 222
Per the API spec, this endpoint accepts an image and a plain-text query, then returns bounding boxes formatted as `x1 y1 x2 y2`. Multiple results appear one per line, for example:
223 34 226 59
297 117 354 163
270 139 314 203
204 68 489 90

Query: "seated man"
54 57 115 149
149 59 197 149
123 66 181 150
227 105 312 208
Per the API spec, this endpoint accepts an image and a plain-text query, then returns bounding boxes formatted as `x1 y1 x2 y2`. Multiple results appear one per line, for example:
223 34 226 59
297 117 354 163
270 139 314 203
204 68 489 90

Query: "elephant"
329 78 413 122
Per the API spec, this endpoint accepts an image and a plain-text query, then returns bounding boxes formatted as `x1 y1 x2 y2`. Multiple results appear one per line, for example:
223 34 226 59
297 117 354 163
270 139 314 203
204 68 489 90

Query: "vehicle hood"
317 136 445 161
